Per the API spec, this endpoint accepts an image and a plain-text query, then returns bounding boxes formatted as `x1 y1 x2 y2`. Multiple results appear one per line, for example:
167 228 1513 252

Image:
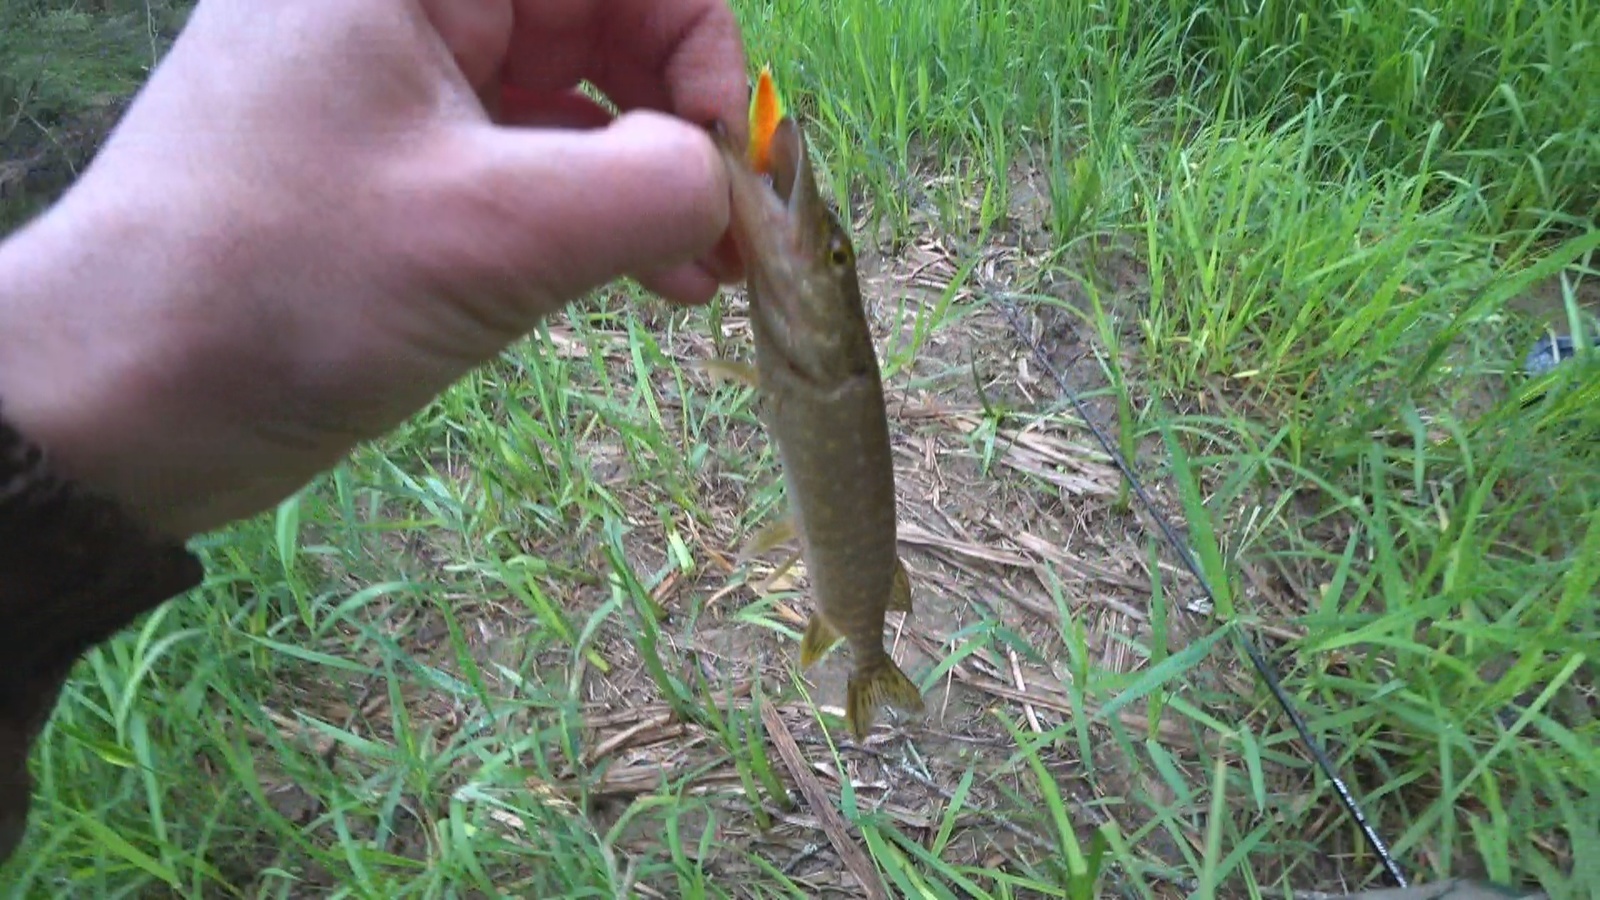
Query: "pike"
702 69 924 740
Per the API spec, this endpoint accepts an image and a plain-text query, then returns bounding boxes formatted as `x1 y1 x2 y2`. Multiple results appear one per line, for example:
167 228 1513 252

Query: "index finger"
502 0 751 149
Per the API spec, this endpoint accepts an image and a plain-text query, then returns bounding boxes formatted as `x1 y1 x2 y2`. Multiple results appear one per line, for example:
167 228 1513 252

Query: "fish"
703 67 924 740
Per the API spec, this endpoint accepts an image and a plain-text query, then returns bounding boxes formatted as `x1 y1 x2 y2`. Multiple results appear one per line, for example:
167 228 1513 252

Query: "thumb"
453 109 731 305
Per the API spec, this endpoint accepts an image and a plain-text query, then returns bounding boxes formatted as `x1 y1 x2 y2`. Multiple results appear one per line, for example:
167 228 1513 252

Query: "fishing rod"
991 293 1409 888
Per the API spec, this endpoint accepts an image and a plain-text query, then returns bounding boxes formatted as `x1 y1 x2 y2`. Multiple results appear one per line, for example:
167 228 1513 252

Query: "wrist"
0 389 205 865
0 182 217 539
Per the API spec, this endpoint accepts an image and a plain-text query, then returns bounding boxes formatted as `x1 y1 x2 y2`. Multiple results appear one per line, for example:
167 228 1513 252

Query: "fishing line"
721 99 1406 884
992 295 1409 888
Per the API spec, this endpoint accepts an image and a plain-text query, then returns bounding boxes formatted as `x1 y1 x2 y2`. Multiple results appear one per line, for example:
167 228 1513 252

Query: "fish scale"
704 68 924 739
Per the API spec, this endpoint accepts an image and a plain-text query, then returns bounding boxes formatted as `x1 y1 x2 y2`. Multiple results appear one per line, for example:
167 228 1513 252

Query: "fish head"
712 113 874 387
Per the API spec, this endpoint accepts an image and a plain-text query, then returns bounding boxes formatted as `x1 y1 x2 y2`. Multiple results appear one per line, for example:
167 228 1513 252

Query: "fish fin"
846 658 925 739
886 556 913 613
769 548 802 581
738 513 797 561
695 358 760 389
747 65 784 173
798 614 843 669
753 548 803 593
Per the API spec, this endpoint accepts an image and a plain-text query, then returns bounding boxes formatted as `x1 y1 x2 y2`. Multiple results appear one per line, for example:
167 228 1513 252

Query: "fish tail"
845 657 924 739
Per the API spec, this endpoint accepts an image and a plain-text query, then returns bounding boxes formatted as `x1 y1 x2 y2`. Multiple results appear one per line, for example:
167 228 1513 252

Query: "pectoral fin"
798 614 843 668
697 358 761 389
887 556 913 613
769 548 802 581
753 548 803 593
738 513 797 561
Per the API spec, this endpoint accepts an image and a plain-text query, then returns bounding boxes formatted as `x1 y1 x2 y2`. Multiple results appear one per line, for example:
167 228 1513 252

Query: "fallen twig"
759 700 889 900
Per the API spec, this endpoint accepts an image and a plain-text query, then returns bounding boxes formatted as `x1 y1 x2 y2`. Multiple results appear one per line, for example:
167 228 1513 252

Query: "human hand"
0 0 750 539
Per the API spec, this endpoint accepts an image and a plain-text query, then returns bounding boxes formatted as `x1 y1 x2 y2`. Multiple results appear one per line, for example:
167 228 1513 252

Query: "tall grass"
2 0 1596 897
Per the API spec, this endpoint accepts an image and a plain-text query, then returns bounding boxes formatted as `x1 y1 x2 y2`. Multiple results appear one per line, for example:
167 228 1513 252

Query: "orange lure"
746 65 785 175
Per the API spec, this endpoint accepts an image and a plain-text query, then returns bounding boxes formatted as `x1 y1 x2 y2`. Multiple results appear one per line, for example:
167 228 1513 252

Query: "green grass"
0 1 190 230
3 0 1598 897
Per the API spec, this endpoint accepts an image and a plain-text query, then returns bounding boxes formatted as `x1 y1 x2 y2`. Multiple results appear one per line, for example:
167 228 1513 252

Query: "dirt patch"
1506 270 1600 331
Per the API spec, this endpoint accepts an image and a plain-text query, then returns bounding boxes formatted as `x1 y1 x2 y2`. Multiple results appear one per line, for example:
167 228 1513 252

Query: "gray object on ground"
1524 333 1600 376
1319 878 1546 900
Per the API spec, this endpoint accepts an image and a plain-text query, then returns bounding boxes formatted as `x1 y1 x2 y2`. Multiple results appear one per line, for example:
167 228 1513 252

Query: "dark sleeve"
0 403 205 863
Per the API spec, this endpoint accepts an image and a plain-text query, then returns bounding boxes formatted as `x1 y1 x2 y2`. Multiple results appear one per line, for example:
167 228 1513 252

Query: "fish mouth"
710 118 809 236
710 119 823 381
762 119 802 212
